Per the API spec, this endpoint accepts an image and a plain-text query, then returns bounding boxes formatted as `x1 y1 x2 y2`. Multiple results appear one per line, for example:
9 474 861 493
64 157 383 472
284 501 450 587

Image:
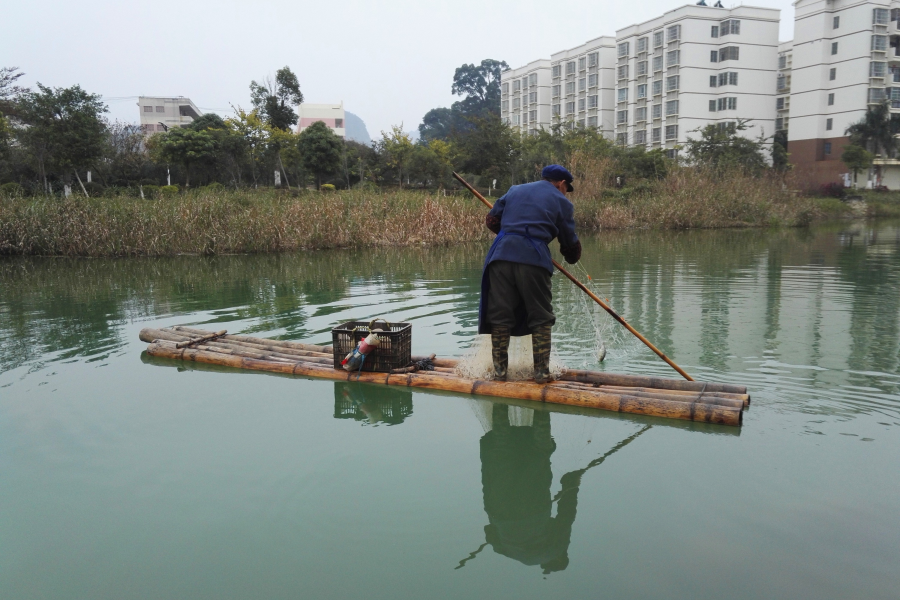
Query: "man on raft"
478 164 582 383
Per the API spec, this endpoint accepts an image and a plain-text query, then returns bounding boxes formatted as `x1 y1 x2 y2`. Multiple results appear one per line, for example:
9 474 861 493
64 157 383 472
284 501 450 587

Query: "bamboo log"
171 326 333 354
146 343 741 426
175 330 227 348
551 380 749 407
562 369 748 396
549 382 744 409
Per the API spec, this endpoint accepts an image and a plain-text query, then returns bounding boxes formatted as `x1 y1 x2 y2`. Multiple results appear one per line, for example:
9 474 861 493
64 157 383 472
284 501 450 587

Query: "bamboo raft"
139 326 749 427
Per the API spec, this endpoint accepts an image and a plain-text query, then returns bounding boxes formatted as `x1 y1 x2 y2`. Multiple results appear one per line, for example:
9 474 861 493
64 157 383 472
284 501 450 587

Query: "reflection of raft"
139 326 749 427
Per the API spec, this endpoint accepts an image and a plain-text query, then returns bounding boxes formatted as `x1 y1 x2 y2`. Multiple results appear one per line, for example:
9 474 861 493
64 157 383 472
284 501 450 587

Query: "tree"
250 66 304 131
225 107 269 186
0 67 28 113
845 100 898 158
453 114 517 179
418 107 465 142
452 59 509 118
189 112 228 132
771 129 790 173
841 143 873 187
297 121 342 188
376 125 415 187
408 139 456 187
148 127 216 186
683 120 768 175
15 83 108 192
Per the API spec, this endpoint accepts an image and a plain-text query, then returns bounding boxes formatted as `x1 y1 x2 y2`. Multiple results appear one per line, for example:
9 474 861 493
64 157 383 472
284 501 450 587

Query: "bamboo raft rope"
139 326 749 427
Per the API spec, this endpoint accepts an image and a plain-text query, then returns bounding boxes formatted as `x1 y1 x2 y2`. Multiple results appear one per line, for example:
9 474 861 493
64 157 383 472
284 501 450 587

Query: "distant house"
297 102 345 138
138 96 201 134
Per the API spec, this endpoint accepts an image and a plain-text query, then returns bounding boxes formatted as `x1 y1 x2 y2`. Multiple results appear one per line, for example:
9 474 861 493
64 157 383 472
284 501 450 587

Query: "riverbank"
0 172 842 257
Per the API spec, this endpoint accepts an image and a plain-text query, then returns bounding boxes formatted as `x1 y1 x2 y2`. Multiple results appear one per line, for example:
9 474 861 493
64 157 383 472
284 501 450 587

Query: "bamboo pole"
452 171 694 382
146 343 740 426
561 369 747 396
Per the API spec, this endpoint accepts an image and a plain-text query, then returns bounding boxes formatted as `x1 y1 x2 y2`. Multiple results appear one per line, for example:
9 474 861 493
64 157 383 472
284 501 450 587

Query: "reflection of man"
479 403 580 573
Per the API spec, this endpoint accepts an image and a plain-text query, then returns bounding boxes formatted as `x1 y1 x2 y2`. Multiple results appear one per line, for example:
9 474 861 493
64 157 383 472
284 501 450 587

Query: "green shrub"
0 182 25 198
160 185 180 197
141 185 160 198
320 184 336 192
203 182 226 193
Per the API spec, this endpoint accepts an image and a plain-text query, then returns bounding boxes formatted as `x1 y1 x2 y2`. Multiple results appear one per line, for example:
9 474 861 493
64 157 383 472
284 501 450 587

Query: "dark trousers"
487 261 555 333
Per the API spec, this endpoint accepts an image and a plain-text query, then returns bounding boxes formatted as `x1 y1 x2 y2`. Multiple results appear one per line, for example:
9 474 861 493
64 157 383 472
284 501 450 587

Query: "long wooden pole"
452 171 694 382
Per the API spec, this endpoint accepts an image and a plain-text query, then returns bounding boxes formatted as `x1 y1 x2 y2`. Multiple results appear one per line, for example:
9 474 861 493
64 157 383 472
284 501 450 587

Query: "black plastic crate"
332 319 412 372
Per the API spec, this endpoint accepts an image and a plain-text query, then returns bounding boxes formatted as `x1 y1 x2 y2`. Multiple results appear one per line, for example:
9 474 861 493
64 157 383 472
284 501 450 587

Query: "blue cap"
541 164 574 192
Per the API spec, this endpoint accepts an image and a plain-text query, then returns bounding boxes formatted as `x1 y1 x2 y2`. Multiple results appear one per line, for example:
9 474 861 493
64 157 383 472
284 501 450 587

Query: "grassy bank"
0 169 823 257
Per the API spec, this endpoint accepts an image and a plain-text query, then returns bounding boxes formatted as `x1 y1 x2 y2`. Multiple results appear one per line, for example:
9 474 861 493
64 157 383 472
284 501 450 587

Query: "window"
719 47 739 61
588 95 599 108
653 56 663 71
618 88 628 102
566 81 575 94
831 42 838 55
665 100 679 115
710 50 719 63
636 107 647 121
637 61 648 76
589 53 598 67
718 72 738 86
552 104 561 116
512 115 520 125
776 117 784 130
666 75 680 91
653 31 663 47
502 100 508 112
552 65 561 77
891 87 900 107
513 98 520 109
522 112 528 124
566 61 577 75
552 85 561 97
892 67 900 82
617 110 628 124
577 120 584 128
522 78 528 89
529 73 537 85
635 130 646 144
833 15 840 29
824 142 832 155
513 80 521 92
874 8 889 25
566 101 576 114
588 74 598 87
578 57 586 71
716 122 736 133
872 35 888 51
652 127 661 143
830 68 836 80
502 83 509 94
711 25 719 38
652 103 662 119
720 19 740 36
579 78 586 92
709 100 717 112
716 97 737 110
779 55 786 69
616 133 627 146
776 97 785 110
666 50 680 67
869 87 886 102
618 65 628 79
637 37 648 52
667 25 680 42
618 42 630 57
155 106 164 112
637 84 647 99
665 125 678 140
893 8 900 22
652 80 662 95
710 75 718 87
143 105 153 113
578 98 586 111
529 110 537 122
871 61 887 77
529 91 537 103
587 116 598 127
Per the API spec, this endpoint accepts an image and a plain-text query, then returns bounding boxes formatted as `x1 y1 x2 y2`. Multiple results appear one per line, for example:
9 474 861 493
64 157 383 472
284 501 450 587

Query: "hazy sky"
3 0 796 138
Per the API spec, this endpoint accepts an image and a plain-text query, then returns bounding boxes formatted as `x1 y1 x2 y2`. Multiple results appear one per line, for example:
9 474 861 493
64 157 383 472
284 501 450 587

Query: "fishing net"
454 334 567 381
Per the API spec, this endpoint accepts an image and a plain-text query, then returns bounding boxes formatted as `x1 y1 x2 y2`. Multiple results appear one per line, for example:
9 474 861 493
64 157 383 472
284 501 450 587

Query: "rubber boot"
491 326 510 381
532 324 554 384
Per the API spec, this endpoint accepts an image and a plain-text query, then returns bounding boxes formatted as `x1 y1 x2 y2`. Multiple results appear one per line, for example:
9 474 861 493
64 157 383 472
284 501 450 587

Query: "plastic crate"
332 319 412 372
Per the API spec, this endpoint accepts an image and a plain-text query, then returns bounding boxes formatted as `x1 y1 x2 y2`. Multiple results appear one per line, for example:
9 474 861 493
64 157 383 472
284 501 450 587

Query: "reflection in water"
458 402 649 573
333 382 413 425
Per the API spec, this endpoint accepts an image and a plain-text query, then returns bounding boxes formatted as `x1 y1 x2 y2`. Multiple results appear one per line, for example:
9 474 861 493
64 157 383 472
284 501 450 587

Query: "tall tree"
841 144 873 187
845 100 898 158
376 125 415 187
452 59 509 118
250 66 304 131
683 120 768 175
297 121 342 188
148 128 216 186
453 114 517 179
15 83 108 192
0 67 28 113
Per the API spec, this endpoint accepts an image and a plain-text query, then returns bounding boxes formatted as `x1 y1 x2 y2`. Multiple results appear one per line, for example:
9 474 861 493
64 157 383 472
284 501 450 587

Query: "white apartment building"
138 96 201 133
550 37 617 136
614 4 781 154
500 60 553 135
297 103 346 138
787 0 900 186
776 40 793 134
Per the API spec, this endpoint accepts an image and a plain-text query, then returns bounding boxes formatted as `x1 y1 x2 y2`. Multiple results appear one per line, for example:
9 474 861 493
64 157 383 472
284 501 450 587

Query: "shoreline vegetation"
3 166 896 258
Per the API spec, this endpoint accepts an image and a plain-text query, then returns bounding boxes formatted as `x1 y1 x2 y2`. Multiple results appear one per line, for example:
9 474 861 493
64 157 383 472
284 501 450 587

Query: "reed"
1 172 822 257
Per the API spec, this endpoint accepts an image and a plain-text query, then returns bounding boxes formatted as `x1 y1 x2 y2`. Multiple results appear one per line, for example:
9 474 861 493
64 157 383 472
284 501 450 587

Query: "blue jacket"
484 180 580 274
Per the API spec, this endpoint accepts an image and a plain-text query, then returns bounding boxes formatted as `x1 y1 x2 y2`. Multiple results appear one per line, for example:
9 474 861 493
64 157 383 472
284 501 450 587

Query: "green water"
1 223 898 599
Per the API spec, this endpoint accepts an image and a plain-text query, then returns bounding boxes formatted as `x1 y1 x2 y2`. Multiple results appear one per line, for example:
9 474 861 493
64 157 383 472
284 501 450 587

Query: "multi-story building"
776 40 793 135
138 96 201 133
615 4 781 155
500 60 553 135
550 37 617 136
787 0 900 186
297 103 346 138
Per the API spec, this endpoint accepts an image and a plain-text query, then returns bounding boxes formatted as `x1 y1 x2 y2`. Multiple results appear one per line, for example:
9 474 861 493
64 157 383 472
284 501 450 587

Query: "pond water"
1 222 898 599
